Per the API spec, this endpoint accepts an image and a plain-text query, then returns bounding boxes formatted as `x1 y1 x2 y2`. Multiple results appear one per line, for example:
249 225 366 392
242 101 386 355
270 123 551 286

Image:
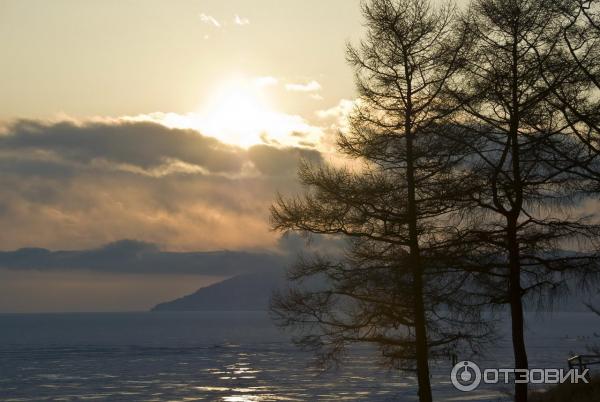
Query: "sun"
200 77 278 147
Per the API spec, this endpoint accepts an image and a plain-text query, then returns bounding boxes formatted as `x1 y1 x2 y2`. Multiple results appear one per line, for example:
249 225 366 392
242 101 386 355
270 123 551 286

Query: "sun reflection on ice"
196 352 296 402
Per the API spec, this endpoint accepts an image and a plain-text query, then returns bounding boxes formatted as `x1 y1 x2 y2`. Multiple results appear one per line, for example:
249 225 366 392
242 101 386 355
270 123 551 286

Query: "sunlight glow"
201 78 275 147
124 76 324 149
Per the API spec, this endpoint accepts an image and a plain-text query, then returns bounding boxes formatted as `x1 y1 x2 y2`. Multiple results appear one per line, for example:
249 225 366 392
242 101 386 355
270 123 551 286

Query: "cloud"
0 118 323 251
0 119 243 174
285 80 322 92
316 98 356 121
316 98 357 137
199 13 221 28
248 144 322 176
198 13 249 29
0 234 346 276
234 14 250 26
124 109 323 151
0 239 285 276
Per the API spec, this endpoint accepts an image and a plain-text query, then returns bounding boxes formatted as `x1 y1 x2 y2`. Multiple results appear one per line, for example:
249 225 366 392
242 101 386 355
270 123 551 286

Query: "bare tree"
449 1 600 401
561 0 600 92
546 0 600 182
270 1 490 401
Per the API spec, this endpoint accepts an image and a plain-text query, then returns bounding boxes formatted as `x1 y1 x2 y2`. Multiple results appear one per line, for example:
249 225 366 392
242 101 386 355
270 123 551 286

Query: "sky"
0 0 361 120
0 0 368 312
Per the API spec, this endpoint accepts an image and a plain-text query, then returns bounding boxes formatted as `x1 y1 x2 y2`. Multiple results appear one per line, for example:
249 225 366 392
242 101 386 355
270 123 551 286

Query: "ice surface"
0 311 597 401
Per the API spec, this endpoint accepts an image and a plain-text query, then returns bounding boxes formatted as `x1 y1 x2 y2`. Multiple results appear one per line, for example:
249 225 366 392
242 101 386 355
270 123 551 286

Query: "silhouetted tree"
546 1 600 182
560 0 599 95
270 1 490 401
449 1 600 400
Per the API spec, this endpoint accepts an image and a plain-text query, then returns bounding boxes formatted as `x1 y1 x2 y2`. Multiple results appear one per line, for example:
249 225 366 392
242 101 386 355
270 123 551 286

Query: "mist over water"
0 311 596 401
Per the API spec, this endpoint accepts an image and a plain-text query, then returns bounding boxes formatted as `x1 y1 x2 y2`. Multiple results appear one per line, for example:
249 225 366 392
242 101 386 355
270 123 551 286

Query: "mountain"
151 271 284 311
151 270 600 312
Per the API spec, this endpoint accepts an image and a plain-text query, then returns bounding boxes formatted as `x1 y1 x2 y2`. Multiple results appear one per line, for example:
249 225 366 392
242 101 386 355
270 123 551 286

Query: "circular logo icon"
451 360 482 392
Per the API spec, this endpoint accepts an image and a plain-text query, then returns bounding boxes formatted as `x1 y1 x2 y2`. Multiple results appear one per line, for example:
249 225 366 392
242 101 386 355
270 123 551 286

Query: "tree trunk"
405 126 432 402
508 216 528 402
412 257 432 402
508 24 528 401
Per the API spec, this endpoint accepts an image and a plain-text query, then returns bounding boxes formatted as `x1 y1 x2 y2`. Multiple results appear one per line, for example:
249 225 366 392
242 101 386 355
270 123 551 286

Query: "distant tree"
270 1 490 401
449 0 600 401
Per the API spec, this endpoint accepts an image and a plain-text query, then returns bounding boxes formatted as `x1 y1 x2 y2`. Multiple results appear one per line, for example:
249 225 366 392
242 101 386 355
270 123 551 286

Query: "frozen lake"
0 311 597 401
